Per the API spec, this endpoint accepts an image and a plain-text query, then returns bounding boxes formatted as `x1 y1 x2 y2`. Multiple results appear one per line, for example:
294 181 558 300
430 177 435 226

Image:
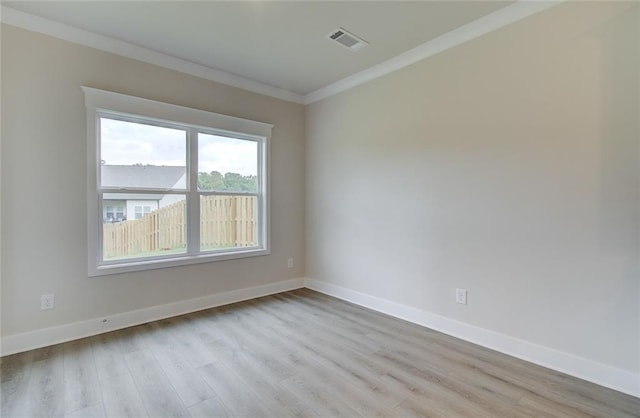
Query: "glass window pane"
198 134 258 192
102 193 186 261
200 195 258 251
100 117 187 189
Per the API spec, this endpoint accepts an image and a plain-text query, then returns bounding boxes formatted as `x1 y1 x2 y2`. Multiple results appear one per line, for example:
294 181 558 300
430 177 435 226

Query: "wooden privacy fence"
200 195 257 248
103 195 257 259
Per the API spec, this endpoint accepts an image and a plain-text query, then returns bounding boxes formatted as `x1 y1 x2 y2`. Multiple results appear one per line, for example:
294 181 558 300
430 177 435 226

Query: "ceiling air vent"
327 28 368 51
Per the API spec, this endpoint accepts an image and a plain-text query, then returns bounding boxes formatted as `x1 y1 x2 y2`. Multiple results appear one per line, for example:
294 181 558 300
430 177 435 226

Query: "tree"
198 171 257 192
223 172 257 192
198 171 225 190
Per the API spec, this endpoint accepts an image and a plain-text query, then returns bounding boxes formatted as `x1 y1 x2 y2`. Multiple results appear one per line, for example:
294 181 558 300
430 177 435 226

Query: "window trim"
133 205 152 220
83 87 272 276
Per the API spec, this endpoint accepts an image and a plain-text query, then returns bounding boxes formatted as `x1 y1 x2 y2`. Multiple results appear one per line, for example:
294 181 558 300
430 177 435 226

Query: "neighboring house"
101 165 186 222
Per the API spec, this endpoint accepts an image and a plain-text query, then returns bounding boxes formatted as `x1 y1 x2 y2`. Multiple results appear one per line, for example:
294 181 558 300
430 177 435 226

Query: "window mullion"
258 138 266 249
187 128 200 255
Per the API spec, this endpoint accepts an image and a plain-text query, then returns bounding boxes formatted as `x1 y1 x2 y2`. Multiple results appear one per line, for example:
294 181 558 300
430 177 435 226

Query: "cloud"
199 134 257 176
101 118 257 175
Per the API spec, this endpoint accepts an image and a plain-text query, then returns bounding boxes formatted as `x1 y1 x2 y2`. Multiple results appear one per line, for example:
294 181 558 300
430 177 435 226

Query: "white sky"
101 118 257 176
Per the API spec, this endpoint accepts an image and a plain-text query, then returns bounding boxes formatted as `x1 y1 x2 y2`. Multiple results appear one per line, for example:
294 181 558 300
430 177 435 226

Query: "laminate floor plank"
376 351 529 418
140 322 215 408
197 361 269 418
428 340 635 418
285 349 399 417
180 312 226 345
112 326 149 354
432 336 591 396
394 391 480 418
22 354 65 417
288 289 440 340
366 337 526 408
138 322 179 350
148 344 215 408
158 317 219 368
64 402 106 418
99 372 148 418
2 289 638 418
90 331 134 381
187 396 231 418
425 347 528 407
252 305 407 412
124 349 190 417
280 375 363 418
210 310 302 381
225 304 301 356
208 326 297 383
267 294 380 355
285 333 410 411
272 292 376 337
245 296 301 324
241 305 398 383
218 352 310 418
31 344 65 362
514 394 591 418
1 351 34 417
62 339 102 414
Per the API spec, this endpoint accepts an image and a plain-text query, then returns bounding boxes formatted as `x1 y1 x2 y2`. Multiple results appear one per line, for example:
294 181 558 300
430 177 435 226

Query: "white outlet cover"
41 293 55 310
456 288 467 305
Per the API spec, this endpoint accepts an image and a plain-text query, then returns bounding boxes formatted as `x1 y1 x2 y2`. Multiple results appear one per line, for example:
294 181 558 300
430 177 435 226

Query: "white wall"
1 24 305 337
306 1 639 375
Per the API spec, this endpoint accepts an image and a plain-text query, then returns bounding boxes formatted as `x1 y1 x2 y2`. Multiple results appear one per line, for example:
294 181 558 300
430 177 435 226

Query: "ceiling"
3 1 513 97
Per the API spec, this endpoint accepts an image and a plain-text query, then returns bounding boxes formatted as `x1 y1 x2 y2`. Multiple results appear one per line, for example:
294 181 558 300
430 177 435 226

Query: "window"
134 205 153 220
104 205 125 223
83 87 272 276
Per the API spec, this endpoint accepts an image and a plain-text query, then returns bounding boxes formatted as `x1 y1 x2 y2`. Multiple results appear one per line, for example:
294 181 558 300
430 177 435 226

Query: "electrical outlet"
455 288 467 305
287 258 294 268
41 294 55 310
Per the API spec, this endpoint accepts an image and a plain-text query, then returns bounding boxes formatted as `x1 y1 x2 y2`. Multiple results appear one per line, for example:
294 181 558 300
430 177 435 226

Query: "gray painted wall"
306 2 639 372
1 24 305 336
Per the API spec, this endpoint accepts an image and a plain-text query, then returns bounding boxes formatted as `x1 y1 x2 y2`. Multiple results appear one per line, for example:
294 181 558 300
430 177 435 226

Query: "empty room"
1 1 639 417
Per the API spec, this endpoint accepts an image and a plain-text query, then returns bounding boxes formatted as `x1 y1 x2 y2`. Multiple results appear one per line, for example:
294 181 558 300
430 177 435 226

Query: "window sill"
89 247 270 277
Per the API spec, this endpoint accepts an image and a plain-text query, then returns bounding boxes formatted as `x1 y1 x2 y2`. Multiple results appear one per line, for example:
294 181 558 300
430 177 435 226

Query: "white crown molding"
0 6 305 104
0 278 305 356
305 278 640 398
304 1 562 105
1 2 561 106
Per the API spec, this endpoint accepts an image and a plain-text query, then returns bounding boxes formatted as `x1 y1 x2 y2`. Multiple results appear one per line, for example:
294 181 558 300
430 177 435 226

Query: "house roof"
101 165 186 189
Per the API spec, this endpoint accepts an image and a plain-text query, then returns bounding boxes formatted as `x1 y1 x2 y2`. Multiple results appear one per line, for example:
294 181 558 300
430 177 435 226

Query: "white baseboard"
3 276 637 398
304 278 640 398
0 278 305 357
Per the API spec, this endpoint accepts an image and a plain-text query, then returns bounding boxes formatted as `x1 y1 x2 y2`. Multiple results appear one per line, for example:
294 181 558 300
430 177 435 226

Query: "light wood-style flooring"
1 289 639 417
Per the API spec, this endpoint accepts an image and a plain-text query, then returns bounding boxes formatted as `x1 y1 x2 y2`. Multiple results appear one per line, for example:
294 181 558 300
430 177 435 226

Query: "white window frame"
104 204 125 222
134 205 152 220
83 87 272 276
